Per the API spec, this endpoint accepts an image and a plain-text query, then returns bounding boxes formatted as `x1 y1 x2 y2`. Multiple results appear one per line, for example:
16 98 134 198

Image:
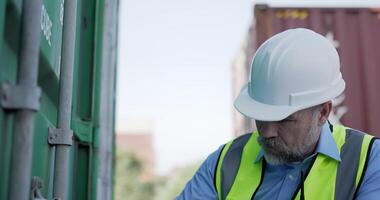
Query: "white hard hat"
234 28 345 121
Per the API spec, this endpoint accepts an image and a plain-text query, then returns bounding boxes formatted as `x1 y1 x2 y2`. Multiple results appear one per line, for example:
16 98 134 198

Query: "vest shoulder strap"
218 133 251 200
335 128 366 199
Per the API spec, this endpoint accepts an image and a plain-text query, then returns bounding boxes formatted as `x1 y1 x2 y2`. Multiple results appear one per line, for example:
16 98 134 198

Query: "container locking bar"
48 127 73 146
0 82 41 111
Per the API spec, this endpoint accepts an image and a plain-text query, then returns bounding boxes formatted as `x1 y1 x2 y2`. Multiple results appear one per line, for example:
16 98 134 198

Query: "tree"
114 148 155 200
115 147 202 200
154 162 201 200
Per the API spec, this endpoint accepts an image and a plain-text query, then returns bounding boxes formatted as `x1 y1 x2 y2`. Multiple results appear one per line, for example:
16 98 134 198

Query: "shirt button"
288 174 294 180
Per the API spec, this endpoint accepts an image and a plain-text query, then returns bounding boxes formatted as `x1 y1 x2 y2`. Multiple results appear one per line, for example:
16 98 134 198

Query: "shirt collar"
254 122 341 163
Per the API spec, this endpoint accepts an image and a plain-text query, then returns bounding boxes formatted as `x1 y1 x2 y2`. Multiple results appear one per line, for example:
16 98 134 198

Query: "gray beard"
257 115 320 165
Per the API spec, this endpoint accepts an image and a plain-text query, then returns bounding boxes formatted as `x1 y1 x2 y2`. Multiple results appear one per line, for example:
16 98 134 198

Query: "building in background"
232 39 257 137
116 132 156 181
232 2 380 137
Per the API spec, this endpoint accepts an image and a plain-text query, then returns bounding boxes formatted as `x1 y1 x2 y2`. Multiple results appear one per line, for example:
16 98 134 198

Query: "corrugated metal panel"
237 5 380 136
0 0 118 199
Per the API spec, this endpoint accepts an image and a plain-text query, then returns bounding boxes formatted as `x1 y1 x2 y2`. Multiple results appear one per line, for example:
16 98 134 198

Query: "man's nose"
258 122 278 138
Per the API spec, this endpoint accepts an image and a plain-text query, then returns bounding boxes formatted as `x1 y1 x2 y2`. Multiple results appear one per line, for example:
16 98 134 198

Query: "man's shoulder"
369 138 380 157
342 125 380 154
340 125 370 135
355 138 380 198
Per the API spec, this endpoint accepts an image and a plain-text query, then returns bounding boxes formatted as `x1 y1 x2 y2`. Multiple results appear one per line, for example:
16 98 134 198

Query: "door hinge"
0 82 41 111
48 127 73 146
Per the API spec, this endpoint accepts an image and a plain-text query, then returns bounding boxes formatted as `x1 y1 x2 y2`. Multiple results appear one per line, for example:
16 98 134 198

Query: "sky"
116 0 253 174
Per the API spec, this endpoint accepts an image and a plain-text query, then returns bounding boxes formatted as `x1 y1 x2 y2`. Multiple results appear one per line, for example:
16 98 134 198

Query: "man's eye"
280 119 292 123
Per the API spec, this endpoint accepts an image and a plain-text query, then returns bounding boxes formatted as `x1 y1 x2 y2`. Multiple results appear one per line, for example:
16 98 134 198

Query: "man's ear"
318 101 332 126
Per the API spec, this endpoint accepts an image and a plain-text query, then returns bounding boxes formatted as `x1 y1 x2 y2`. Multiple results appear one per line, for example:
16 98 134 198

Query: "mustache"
257 136 285 148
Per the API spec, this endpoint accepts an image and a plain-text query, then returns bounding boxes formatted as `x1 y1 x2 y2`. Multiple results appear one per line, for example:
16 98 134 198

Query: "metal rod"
9 0 42 199
47 145 56 199
53 0 77 199
97 0 118 199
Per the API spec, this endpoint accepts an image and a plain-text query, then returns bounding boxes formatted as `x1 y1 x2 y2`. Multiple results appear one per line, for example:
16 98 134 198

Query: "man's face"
255 107 322 165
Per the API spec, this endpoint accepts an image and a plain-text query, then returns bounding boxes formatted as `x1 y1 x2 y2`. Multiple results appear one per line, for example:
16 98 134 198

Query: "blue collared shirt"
176 123 380 199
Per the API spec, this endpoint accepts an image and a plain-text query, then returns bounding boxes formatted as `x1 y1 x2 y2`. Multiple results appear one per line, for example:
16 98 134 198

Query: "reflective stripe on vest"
215 125 376 200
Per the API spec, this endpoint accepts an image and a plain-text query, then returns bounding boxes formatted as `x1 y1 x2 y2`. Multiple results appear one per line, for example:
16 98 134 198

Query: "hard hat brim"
234 84 302 121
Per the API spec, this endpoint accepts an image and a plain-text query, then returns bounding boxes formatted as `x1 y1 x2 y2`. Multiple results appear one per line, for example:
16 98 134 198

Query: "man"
177 28 380 199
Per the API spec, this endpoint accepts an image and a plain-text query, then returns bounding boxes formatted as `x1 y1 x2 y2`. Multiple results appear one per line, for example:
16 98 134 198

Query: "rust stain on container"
246 5 380 136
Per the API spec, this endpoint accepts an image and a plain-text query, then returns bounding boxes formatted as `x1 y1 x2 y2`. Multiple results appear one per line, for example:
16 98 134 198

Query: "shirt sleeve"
355 139 380 200
175 145 224 200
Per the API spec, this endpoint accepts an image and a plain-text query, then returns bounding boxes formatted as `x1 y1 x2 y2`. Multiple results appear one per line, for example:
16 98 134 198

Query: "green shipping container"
0 0 118 199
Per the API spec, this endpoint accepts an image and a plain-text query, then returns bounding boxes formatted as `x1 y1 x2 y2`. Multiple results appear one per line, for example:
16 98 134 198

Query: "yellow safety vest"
215 125 376 200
